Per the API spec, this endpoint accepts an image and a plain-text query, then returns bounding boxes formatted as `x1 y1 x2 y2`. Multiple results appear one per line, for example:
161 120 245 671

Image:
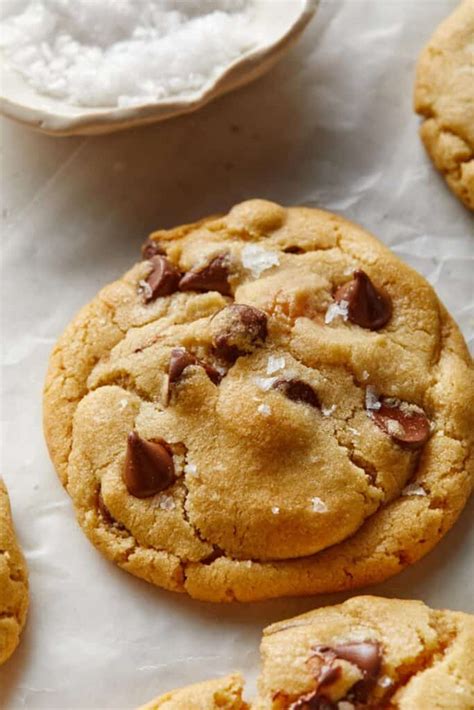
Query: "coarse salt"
324 299 349 324
365 385 381 411
184 461 198 476
266 355 285 375
402 483 427 497
321 404 336 416
271 505 280 515
254 376 278 392
257 403 272 416
241 244 280 278
0 0 259 108
159 495 175 511
311 497 328 513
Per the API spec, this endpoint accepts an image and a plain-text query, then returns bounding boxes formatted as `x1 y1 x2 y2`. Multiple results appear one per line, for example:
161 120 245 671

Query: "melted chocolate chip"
168 348 222 390
334 270 392 330
141 237 165 260
272 378 320 408
142 255 181 303
123 431 175 498
372 401 430 449
211 304 268 362
179 255 232 296
333 641 381 679
308 641 382 706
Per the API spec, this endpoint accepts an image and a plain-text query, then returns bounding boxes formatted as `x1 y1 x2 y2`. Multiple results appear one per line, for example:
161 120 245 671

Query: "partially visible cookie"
414 0 474 209
0 478 29 665
138 674 247 710
139 596 474 709
44 199 474 602
256 596 474 708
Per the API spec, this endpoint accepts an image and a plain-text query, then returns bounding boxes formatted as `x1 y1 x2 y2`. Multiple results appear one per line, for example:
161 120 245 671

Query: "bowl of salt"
0 0 317 136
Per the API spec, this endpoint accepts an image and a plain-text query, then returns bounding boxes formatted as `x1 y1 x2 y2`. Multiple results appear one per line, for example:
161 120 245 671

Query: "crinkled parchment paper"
1 1 473 708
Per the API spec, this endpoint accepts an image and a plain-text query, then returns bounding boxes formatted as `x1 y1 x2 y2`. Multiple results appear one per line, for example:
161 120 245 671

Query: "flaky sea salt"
159 495 175 511
324 299 349 324
365 385 381 411
184 461 198 476
311 497 328 513
255 376 278 392
241 244 280 278
0 1 260 108
271 505 280 515
266 355 285 375
377 675 393 689
257 403 272 416
321 404 336 416
402 483 427 497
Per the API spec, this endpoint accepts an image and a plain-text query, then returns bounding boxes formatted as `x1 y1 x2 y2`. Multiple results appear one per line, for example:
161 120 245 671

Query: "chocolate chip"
141 237 165 260
97 492 115 524
372 401 430 449
142 255 181 303
272 378 319 408
123 431 175 498
211 304 268 362
169 348 198 385
179 255 232 296
284 245 305 254
333 641 381 679
168 347 222 388
334 270 392 330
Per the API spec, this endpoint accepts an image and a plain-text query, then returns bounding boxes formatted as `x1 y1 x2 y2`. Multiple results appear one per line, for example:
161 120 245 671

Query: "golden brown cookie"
43 199 474 602
414 0 474 210
140 596 474 709
138 674 247 710
0 478 29 665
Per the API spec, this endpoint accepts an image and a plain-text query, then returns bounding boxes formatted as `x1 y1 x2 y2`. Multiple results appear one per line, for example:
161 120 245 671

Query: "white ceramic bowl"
0 0 317 136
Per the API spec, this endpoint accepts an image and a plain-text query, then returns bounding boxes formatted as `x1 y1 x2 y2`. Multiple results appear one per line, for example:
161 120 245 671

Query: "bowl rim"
0 0 318 136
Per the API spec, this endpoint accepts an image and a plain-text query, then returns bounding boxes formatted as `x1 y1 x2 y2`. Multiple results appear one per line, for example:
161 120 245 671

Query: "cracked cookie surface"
414 0 474 210
43 199 474 602
0 479 28 665
139 596 474 709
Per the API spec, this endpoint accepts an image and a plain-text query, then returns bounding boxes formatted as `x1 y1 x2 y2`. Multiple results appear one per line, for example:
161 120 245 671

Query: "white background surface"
1 1 473 708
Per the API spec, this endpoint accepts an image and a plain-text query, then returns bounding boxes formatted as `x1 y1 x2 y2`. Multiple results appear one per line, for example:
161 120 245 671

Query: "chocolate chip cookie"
139 674 246 710
414 0 474 210
0 478 28 665
140 596 474 709
43 199 474 601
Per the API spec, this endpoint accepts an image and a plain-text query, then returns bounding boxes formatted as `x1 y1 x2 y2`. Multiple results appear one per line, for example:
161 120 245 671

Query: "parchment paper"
1 1 473 708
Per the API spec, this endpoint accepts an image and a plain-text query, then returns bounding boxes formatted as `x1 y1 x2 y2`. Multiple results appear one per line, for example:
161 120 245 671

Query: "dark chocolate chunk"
212 304 268 362
142 255 181 303
141 237 165 260
123 431 175 498
168 347 222 388
372 401 430 449
334 270 392 330
179 255 232 296
272 378 319 408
